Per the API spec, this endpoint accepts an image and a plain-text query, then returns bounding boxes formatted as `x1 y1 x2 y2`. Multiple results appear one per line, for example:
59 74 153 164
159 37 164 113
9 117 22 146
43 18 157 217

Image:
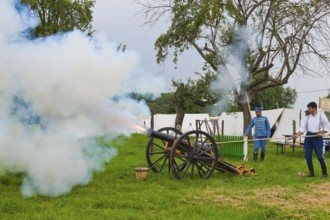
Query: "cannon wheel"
170 130 218 179
146 127 183 173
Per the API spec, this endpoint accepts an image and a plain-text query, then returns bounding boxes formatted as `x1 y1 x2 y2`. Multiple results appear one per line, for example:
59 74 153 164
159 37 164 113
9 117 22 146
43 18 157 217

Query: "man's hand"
316 130 325 137
293 132 302 139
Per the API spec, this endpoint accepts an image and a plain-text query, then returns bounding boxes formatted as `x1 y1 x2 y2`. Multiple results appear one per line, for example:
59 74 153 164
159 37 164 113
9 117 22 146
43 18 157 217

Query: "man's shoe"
260 151 265 161
321 165 327 178
253 152 258 162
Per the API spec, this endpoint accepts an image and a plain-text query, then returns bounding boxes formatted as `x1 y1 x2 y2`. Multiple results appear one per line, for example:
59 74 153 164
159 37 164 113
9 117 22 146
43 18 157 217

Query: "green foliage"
130 72 218 115
0 134 329 219
149 93 176 114
325 90 330 98
129 92 175 114
155 0 225 66
172 71 218 110
142 0 330 119
251 86 298 110
221 86 298 112
20 0 95 38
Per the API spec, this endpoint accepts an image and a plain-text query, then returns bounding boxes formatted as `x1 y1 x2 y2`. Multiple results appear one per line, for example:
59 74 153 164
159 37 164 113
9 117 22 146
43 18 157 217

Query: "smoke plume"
0 0 164 197
211 26 254 114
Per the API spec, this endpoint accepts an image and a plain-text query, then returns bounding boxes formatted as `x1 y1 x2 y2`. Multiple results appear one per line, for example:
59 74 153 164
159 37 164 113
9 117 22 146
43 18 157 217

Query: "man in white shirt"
293 102 330 178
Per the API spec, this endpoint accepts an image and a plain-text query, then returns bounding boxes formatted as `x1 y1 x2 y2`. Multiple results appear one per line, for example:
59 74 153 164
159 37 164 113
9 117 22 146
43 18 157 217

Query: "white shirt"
299 112 330 133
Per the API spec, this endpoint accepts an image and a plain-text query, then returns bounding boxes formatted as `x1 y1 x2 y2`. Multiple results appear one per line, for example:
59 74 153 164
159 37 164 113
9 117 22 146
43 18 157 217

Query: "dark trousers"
304 132 326 167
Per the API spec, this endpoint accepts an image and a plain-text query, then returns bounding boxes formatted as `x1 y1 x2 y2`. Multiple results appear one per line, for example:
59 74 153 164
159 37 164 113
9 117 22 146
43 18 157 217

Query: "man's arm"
293 116 308 139
265 117 271 137
244 118 255 136
320 114 330 134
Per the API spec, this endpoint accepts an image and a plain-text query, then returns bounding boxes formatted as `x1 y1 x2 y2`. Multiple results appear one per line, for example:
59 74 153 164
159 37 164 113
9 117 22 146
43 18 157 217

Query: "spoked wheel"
170 130 218 179
146 127 183 173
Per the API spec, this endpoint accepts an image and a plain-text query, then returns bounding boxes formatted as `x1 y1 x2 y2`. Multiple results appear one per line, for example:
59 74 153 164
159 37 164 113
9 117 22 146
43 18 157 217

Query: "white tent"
270 108 304 144
218 111 244 136
218 108 284 136
149 108 306 140
181 113 210 132
152 113 210 132
153 114 176 130
269 108 330 144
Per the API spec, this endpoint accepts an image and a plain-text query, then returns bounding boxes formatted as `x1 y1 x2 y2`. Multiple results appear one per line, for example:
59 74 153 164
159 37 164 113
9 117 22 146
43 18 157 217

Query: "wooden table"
323 136 330 157
282 134 304 153
274 135 330 155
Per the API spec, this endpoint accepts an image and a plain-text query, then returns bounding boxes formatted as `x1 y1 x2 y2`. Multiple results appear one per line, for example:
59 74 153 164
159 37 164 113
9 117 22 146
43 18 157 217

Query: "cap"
255 107 262 112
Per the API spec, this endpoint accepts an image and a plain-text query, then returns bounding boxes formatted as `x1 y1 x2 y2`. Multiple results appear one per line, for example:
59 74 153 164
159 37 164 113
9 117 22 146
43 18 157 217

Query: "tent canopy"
270 109 304 143
152 113 209 132
218 108 284 136
149 108 309 139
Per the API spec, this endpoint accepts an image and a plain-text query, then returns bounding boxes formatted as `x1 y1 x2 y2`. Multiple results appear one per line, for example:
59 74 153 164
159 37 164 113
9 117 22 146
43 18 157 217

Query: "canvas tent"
218 108 284 136
270 108 304 144
269 108 330 144
180 113 210 132
147 108 309 140
320 98 330 121
152 114 176 130
217 112 243 136
152 113 210 132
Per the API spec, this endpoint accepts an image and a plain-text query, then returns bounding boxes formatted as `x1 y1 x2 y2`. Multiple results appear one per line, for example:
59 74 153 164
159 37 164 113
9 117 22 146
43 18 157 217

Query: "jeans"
304 132 326 166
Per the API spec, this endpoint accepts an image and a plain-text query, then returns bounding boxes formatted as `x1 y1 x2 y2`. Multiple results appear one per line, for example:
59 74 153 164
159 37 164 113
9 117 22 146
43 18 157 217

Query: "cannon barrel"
146 128 177 143
147 128 205 149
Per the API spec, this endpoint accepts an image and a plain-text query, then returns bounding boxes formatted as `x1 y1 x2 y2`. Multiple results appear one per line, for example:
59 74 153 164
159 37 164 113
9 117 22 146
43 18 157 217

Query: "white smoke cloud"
211 26 256 114
0 0 165 197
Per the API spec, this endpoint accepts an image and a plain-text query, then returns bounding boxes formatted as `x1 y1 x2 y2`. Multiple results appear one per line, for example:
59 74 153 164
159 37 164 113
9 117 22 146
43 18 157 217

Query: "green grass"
1 133 329 219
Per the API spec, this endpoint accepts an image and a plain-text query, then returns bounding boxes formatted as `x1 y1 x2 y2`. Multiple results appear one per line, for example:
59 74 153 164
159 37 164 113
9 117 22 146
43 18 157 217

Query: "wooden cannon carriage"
146 127 255 179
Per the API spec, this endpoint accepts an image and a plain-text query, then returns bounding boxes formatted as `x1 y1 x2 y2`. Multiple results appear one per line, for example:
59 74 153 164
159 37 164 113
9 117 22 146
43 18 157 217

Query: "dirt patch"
254 183 330 218
254 186 293 209
295 182 330 212
205 182 330 216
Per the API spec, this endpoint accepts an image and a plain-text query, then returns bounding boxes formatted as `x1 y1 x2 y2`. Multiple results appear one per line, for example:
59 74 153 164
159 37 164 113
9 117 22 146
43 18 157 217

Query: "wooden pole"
215 134 323 145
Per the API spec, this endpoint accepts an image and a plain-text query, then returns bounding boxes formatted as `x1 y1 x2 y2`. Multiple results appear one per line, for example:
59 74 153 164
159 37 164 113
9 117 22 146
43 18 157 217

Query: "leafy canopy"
141 0 330 98
20 0 95 38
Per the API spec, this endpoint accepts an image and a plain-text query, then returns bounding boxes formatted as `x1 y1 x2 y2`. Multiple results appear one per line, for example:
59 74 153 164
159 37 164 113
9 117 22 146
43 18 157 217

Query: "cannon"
146 127 255 179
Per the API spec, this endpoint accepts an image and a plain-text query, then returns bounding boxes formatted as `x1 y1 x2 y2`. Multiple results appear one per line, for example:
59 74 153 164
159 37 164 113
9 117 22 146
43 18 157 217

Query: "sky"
92 0 330 110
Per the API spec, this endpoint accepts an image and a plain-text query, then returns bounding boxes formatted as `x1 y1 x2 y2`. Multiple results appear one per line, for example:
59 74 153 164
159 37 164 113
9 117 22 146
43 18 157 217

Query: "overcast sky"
92 0 330 110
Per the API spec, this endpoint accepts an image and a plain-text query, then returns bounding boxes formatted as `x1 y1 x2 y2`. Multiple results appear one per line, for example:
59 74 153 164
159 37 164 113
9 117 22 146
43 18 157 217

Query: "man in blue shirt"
244 107 271 162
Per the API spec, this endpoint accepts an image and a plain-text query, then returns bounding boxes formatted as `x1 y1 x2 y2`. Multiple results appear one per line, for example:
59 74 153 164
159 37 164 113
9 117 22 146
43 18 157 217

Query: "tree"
172 71 218 126
11 0 95 127
250 86 297 110
20 0 95 38
326 90 330 99
137 0 330 133
130 92 176 114
228 85 297 111
130 72 218 127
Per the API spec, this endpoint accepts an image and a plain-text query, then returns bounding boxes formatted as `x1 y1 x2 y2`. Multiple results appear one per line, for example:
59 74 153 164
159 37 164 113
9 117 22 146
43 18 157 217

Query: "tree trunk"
174 100 185 130
241 102 252 135
235 92 252 135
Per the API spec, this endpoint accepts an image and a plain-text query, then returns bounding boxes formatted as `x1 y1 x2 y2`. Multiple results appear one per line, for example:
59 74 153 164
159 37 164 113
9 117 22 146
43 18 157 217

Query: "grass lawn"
1 133 329 219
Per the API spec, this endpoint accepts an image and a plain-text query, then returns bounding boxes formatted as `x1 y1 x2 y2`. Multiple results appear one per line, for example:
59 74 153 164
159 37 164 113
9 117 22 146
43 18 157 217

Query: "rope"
215 134 325 145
